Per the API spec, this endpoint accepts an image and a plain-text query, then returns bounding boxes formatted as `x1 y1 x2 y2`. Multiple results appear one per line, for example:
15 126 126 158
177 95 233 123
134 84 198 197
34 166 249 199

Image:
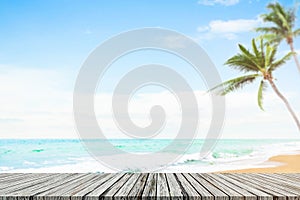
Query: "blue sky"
1 0 300 139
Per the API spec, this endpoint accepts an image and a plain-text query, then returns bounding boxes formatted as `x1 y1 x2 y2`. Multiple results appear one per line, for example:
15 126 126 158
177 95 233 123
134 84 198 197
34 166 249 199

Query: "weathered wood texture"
0 173 300 199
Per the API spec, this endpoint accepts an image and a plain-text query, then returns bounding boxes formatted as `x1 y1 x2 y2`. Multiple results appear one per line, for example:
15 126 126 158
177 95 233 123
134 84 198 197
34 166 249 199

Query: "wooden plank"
157 173 169 198
85 173 124 200
0 173 27 178
165 173 183 199
275 174 300 183
199 174 244 200
208 174 257 200
182 173 213 200
175 173 201 199
0 174 59 194
0 173 49 187
241 174 300 197
263 173 298 182
255 174 300 193
71 173 114 200
47 174 105 200
33 174 92 200
1 173 57 186
189 173 228 200
142 173 157 199
287 174 300 178
217 173 272 200
227 174 289 200
10 174 72 196
1 173 300 200
49 174 100 197
3 174 73 200
0 173 14 179
0 173 27 181
114 173 141 198
100 173 133 199
128 173 149 198
0 174 69 200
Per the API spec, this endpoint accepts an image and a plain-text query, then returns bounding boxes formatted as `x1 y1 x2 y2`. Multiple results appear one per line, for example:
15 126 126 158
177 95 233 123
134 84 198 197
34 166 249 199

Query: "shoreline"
219 153 300 173
2 154 300 173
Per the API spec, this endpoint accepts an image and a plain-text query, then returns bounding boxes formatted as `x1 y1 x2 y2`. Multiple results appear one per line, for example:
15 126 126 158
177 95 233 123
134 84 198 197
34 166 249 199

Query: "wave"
1 139 300 173
164 140 300 172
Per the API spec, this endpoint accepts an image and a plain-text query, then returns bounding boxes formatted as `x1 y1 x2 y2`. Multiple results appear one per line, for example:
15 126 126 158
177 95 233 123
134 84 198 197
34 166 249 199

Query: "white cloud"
94 90 213 139
197 18 262 40
198 0 239 6
94 89 300 139
0 64 299 139
0 65 75 139
208 19 260 33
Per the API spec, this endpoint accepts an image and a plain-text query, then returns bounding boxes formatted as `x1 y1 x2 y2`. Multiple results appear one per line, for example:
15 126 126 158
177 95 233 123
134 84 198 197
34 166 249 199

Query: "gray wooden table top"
0 173 300 199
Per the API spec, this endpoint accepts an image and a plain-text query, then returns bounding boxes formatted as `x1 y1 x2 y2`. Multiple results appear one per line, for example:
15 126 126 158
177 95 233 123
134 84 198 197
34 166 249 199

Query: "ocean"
0 139 299 173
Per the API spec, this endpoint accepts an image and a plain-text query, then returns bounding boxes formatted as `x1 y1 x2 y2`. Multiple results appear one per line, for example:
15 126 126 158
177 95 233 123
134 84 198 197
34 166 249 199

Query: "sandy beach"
220 153 300 173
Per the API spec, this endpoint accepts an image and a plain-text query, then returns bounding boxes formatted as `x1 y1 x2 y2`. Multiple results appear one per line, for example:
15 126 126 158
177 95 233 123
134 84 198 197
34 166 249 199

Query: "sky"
0 0 300 139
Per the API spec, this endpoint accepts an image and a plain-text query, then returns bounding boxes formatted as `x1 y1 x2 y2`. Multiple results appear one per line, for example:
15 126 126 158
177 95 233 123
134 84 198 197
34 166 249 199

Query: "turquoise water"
0 139 299 172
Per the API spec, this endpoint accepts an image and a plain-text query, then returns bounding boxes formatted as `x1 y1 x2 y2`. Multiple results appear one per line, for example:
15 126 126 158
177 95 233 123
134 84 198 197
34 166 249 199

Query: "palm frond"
268 51 294 72
225 54 260 72
276 10 291 31
262 7 286 29
287 9 296 27
265 44 272 67
269 2 294 28
238 44 253 57
293 28 300 36
257 80 267 110
256 27 283 35
252 39 260 57
259 34 283 44
260 39 265 66
267 3 277 11
265 44 277 67
208 74 259 96
257 2 298 45
268 44 278 65
238 43 262 70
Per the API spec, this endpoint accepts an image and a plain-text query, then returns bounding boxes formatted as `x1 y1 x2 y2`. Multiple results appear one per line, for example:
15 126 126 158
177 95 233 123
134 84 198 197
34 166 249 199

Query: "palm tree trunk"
268 79 300 131
289 42 300 74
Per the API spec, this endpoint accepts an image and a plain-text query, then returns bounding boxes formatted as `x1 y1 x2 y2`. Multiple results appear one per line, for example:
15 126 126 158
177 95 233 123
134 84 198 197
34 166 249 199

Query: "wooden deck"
0 173 300 199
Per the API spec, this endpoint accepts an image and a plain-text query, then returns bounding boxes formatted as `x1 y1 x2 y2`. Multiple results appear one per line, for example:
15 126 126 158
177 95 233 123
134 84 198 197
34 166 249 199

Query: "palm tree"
210 39 300 131
256 2 300 74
